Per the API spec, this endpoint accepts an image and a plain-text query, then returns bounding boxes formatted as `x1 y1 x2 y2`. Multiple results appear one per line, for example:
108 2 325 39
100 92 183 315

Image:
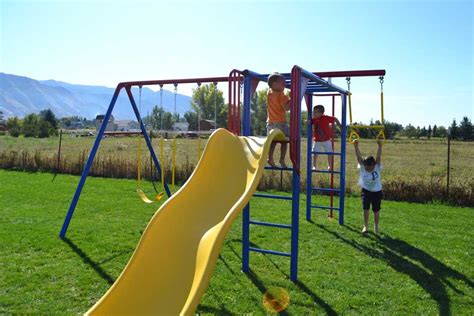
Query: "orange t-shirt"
267 90 290 123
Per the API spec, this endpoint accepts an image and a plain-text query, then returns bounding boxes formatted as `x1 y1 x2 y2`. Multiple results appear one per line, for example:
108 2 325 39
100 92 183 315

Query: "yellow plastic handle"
376 129 385 141
349 130 360 144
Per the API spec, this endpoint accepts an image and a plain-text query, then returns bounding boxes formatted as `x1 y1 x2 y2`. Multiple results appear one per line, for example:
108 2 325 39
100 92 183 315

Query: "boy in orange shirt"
266 73 290 168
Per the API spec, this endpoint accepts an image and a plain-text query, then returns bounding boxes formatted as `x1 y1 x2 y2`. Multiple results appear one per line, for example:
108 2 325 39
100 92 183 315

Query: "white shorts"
312 140 333 153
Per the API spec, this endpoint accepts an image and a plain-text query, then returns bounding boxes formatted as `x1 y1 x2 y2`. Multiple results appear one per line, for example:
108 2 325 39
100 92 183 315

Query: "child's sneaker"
361 226 368 234
280 160 288 168
374 225 379 234
268 159 277 168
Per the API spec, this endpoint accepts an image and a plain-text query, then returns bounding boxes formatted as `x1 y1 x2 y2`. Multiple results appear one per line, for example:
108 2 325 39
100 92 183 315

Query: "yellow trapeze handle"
349 130 360 144
376 129 386 140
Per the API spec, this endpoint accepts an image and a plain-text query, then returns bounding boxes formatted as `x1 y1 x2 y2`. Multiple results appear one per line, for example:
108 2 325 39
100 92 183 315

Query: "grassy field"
1 170 473 314
1 134 473 205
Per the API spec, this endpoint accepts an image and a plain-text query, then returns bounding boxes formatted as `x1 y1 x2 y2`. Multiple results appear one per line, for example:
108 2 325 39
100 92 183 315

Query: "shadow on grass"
62 237 115 285
226 239 336 315
314 223 474 316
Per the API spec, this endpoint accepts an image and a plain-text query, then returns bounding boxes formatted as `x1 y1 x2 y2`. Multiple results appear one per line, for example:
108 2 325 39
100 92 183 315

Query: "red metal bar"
314 70 386 78
232 73 237 133
228 73 233 132
230 72 235 133
290 66 301 174
121 76 230 88
329 95 335 218
118 69 384 89
237 79 241 135
227 69 243 135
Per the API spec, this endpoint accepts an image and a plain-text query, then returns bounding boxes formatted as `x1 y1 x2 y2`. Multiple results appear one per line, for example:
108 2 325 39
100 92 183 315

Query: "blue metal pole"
242 204 250 272
291 167 300 281
59 86 122 238
242 74 252 272
125 87 171 197
306 95 313 221
339 93 347 225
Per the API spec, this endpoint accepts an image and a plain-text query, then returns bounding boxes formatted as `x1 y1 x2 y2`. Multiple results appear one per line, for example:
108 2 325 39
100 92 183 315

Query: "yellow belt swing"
347 76 386 143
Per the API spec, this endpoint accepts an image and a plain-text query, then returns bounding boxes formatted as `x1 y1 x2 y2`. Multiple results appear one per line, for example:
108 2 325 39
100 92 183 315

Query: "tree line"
142 83 227 131
3 86 472 141
6 109 59 138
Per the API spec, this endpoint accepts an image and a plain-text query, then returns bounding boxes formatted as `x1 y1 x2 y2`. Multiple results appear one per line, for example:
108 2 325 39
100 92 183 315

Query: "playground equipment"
346 76 386 143
231 67 351 281
305 70 385 223
59 75 230 239
59 66 385 313
86 128 286 315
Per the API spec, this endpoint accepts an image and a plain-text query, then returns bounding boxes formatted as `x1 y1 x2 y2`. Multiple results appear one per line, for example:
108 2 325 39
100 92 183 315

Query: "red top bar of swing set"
117 76 230 88
114 70 385 89
314 69 385 78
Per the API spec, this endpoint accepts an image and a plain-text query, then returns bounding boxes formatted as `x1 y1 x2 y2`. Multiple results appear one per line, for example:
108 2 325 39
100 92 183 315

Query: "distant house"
95 114 117 131
173 122 189 132
199 119 216 131
115 120 139 131
70 121 84 129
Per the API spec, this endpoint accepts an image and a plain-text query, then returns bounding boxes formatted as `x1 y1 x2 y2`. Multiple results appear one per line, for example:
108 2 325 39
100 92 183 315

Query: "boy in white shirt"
353 139 383 234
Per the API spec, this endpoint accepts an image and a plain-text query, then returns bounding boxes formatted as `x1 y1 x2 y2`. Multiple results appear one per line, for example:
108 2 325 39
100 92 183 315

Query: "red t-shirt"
312 115 336 141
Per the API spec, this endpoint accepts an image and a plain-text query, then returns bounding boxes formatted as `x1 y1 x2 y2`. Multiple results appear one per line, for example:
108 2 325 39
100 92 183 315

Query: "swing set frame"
59 76 230 239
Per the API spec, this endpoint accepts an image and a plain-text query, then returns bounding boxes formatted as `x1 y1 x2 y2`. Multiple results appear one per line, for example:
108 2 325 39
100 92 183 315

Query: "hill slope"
0 73 192 119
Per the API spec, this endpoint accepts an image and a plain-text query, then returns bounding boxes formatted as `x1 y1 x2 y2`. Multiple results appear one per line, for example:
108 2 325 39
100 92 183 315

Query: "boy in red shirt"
266 73 290 168
310 105 341 170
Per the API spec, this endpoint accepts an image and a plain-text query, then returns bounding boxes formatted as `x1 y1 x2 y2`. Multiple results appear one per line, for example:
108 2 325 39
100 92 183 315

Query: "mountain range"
0 72 193 120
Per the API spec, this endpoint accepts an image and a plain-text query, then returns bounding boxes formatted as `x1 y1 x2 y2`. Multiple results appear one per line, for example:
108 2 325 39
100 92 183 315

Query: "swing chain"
346 77 351 91
173 83 178 125
138 85 143 125
379 76 384 91
159 84 164 133
213 82 218 129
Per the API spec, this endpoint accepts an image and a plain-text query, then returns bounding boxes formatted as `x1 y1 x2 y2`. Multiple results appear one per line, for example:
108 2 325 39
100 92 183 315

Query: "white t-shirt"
358 163 383 192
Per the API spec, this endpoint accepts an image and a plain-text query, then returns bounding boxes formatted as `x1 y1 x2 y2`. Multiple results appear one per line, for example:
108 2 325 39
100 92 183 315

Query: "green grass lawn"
1 170 473 314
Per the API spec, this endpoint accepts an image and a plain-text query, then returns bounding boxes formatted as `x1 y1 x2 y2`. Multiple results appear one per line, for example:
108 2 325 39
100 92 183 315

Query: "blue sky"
1 0 472 126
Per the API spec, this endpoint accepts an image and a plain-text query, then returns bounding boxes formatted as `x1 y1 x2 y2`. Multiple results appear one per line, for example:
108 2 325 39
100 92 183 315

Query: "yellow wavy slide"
86 128 286 315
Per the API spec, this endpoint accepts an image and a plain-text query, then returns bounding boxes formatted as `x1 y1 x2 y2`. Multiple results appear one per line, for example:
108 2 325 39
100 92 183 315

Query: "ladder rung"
311 205 339 211
253 193 292 200
312 187 340 193
264 166 293 171
249 220 292 229
312 169 340 174
312 151 341 156
249 247 291 257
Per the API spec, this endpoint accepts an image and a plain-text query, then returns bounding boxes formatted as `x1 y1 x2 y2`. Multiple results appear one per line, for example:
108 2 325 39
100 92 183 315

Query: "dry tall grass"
0 135 472 206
